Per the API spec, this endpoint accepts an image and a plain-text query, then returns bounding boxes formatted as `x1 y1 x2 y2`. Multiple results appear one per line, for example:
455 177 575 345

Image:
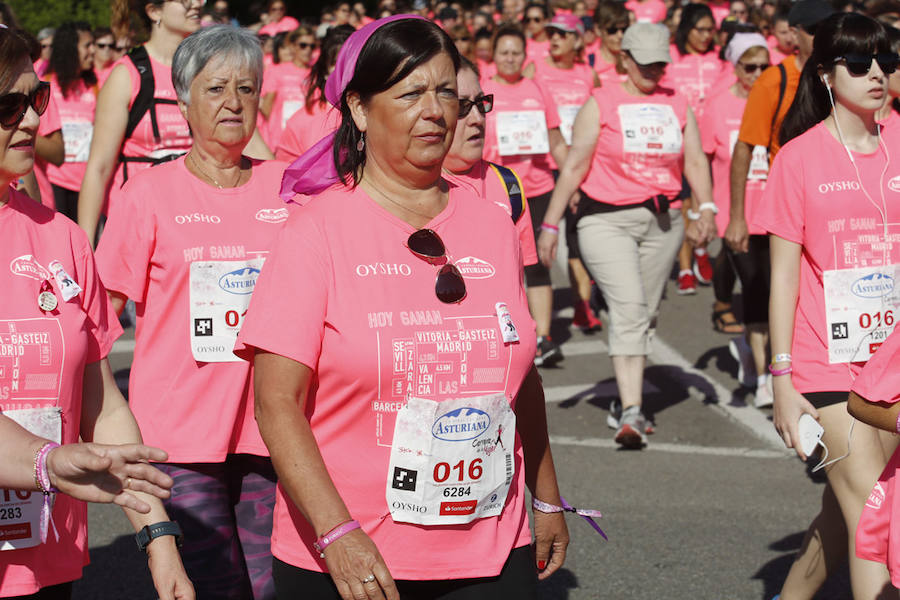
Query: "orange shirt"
737 55 800 160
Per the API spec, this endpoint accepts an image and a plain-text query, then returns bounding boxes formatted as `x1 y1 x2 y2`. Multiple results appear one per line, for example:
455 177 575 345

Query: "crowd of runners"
5 0 900 598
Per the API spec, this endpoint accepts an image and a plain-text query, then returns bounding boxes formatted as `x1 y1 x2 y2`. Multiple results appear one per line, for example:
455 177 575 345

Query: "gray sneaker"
729 336 757 389
615 406 648 449
606 399 621 429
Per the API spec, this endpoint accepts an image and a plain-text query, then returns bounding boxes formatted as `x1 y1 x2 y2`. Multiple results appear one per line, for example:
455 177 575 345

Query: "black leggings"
51 184 78 223
524 191 552 288
712 249 736 304
273 545 538 600
8 582 72 600
725 235 771 325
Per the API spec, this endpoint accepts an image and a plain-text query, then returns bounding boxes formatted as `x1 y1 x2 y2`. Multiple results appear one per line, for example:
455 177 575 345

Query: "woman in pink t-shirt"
0 29 192 600
522 2 551 66
257 0 300 37
483 24 568 366
95 26 285 600
590 2 629 87
528 13 605 333
760 13 900 598
703 33 772 401
77 0 200 246
92 27 118 87
664 3 728 293
260 27 316 150
239 16 570 600
44 22 97 223
276 25 353 163
537 23 717 450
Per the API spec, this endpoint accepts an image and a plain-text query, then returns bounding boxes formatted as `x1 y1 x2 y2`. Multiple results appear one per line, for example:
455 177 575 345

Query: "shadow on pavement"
537 567 579 599
73 535 156 600
752 531 851 600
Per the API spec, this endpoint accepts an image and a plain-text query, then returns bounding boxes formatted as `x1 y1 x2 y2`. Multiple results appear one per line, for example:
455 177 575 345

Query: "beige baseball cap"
621 23 672 65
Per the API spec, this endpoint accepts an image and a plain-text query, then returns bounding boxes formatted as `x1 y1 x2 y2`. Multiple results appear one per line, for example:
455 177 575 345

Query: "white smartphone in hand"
797 413 824 457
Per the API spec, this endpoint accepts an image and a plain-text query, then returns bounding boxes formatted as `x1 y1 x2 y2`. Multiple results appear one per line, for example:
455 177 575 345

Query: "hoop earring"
356 133 365 152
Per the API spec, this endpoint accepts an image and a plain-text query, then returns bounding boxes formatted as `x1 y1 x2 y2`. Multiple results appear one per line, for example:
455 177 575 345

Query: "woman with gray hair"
94 25 289 600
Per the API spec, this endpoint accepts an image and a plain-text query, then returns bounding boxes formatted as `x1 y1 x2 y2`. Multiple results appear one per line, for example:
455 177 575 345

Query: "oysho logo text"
818 180 861 194
355 263 412 277
175 213 222 225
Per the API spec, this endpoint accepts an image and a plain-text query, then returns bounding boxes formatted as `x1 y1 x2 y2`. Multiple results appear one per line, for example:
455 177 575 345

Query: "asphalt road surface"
74 242 854 600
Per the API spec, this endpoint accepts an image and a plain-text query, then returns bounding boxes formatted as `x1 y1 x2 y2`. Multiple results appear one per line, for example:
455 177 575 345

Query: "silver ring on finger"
362 574 376 584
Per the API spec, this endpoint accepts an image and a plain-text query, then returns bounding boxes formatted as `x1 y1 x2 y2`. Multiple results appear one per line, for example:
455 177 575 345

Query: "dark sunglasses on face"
738 61 769 73
524 16 544 23
297 42 314 49
0 82 50 128
458 93 493 118
605 26 627 35
834 53 899 76
96 42 114 49
407 229 467 304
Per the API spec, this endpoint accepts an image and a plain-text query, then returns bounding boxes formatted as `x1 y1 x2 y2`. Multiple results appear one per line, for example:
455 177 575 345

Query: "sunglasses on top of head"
833 53 899 76
407 229 467 304
0 82 50 128
458 94 493 118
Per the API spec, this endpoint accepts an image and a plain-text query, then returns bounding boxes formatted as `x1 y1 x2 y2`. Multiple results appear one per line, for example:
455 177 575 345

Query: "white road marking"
550 434 787 458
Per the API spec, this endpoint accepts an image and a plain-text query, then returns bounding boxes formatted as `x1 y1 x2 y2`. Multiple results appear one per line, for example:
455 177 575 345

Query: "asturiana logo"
889 175 900 193
432 407 491 441
255 208 289 223
851 272 895 299
218 267 260 295
455 257 495 279
9 255 51 281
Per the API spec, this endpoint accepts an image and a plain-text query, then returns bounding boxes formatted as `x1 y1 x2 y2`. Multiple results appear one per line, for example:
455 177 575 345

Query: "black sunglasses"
96 42 115 49
458 94 493 118
738 61 770 73
297 42 314 49
605 26 627 35
834 53 899 76
407 229 467 304
0 82 50 128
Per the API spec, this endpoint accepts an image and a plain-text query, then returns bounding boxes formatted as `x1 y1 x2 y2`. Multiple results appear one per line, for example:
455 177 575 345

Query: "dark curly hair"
47 21 97 98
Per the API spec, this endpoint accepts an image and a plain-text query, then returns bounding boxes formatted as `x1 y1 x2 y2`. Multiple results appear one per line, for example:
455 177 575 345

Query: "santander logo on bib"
888 175 900 192
255 208 289 223
455 256 495 279
10 255 51 280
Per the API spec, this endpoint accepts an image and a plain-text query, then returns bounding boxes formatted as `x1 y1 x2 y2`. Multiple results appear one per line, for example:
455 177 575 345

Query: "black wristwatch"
135 521 183 552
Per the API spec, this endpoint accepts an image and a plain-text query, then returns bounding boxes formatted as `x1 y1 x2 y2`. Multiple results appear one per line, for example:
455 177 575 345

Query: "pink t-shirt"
34 92 62 209
108 51 192 214
625 0 667 22
710 3 730 25
482 76 560 197
854 328 900 587
96 64 115 87
700 86 767 236
526 38 550 66
261 62 310 150
580 82 688 206
661 49 727 118
95 157 291 462
46 78 96 192
0 187 120 596
444 159 538 266
477 59 497 84
276 101 340 163
594 52 627 87
235 182 536 580
258 16 300 37
532 58 595 165
756 122 900 392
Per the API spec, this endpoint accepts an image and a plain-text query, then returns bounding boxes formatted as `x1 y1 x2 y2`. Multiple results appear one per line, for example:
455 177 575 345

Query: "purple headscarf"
279 14 427 201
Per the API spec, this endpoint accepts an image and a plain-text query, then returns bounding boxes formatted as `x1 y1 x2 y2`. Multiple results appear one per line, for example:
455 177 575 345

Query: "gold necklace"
366 180 442 220
188 152 242 189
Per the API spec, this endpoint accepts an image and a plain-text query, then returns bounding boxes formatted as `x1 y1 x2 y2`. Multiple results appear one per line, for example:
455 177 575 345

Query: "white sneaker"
753 376 774 408
729 336 757 389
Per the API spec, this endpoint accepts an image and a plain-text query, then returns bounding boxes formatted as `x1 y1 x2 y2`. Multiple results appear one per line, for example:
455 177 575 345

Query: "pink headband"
280 14 427 201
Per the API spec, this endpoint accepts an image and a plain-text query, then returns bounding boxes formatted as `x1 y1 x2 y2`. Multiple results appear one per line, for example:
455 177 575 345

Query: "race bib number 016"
618 103 682 155
824 265 900 363
189 258 265 363
496 110 550 156
386 394 516 526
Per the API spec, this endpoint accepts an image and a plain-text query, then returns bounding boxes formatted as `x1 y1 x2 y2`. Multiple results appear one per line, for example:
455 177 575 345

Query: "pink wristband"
768 364 792 376
313 519 360 557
